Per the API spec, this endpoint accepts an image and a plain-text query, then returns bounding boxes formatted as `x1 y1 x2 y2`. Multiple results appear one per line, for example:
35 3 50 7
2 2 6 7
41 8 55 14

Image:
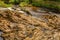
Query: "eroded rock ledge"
0 9 60 40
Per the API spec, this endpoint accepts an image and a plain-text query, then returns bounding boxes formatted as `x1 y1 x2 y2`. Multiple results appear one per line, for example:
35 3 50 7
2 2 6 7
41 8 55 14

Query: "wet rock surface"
0 7 60 40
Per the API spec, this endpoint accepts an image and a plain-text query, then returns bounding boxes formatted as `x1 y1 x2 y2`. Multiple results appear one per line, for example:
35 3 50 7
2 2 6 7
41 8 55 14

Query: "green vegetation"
0 1 12 7
0 0 60 12
32 0 60 12
20 2 29 7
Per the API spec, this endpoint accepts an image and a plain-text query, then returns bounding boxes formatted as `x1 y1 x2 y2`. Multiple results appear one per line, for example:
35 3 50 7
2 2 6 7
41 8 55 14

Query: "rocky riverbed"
0 7 60 40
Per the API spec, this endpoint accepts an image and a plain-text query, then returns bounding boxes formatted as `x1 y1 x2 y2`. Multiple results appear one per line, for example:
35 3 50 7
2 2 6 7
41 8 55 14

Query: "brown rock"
0 9 60 40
